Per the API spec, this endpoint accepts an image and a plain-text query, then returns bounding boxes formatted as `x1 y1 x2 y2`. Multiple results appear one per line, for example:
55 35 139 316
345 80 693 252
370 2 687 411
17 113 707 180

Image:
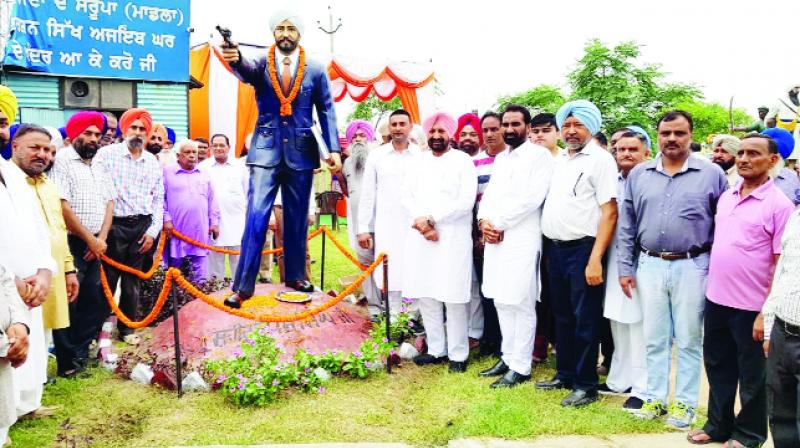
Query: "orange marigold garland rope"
99 227 381 326
321 227 366 270
267 44 306 116
99 263 174 329
99 231 168 280
172 253 385 323
170 227 324 256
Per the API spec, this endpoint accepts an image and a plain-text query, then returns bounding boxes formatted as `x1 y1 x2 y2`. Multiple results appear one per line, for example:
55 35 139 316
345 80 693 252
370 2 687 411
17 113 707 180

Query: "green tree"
496 84 566 113
669 100 753 145
346 93 402 127
567 39 701 135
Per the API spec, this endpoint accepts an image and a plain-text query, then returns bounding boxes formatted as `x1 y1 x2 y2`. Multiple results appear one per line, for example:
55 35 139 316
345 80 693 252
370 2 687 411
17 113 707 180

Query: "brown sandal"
686 429 715 445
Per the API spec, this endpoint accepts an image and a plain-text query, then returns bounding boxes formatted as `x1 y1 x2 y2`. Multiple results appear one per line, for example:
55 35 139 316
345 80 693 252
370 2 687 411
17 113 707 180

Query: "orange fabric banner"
189 45 211 140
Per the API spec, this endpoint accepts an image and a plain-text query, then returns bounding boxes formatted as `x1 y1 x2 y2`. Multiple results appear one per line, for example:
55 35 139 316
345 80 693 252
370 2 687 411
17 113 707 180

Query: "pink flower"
317 386 326 394
272 379 280 386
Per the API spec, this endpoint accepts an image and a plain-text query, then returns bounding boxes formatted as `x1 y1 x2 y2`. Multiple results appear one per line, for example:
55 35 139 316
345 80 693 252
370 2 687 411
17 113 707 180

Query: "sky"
190 0 800 127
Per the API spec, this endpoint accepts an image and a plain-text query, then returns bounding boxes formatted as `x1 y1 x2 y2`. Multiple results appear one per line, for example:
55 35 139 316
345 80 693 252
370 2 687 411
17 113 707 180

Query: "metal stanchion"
320 228 326 289
171 273 183 397
382 255 391 374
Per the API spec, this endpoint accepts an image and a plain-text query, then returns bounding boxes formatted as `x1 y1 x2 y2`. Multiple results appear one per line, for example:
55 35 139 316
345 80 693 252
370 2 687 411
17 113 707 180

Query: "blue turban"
1 123 21 160
555 100 602 136
58 127 67 139
166 126 176 144
625 125 651 151
762 128 795 160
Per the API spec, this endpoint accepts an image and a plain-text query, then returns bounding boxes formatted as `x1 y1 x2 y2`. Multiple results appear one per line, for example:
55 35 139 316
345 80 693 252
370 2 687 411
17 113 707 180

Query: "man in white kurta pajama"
0 156 54 419
602 129 650 411
402 112 477 372
358 110 421 319
478 105 554 387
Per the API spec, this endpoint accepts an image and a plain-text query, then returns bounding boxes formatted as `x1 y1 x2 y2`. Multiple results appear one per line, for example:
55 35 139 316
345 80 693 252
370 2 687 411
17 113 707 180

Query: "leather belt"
777 317 800 338
114 214 150 223
640 245 710 261
546 236 595 248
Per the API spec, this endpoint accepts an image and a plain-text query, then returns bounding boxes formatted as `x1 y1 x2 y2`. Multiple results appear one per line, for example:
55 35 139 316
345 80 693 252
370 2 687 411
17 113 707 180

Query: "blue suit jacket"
231 51 340 171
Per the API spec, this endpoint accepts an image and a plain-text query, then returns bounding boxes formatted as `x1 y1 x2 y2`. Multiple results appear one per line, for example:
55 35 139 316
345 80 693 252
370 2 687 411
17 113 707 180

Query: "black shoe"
413 354 447 366
223 293 248 309
490 370 531 389
479 360 509 377
448 361 467 373
478 343 501 358
597 383 631 396
622 396 644 412
285 279 314 293
535 377 572 390
561 389 598 407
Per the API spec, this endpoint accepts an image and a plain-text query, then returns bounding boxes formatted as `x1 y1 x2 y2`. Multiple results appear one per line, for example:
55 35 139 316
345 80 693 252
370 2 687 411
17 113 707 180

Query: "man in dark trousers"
220 10 341 308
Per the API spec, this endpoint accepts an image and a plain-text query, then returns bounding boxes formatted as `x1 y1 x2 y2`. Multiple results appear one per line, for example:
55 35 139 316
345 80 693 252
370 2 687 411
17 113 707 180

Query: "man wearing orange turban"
94 107 164 343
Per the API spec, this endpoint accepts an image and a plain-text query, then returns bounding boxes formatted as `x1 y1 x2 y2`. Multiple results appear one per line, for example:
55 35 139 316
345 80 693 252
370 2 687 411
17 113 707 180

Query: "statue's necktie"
281 57 292 96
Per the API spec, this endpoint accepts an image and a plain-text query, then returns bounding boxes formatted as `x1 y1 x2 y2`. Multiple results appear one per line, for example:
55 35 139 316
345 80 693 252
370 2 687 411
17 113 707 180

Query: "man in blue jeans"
618 110 727 429
219 10 341 307
536 100 618 407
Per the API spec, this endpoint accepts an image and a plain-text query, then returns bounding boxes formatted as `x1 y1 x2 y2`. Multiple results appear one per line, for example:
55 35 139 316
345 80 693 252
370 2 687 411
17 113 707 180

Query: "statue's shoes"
285 280 314 293
223 293 248 309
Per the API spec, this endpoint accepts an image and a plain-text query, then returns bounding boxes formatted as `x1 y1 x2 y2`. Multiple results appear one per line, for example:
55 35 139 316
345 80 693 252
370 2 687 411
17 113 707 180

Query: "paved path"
178 434 774 448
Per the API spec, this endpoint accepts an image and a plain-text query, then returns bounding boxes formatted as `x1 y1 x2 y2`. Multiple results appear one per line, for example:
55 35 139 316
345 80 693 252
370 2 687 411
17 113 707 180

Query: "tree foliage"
670 100 753 144
495 39 752 144
346 93 402 127
567 39 701 136
496 85 566 114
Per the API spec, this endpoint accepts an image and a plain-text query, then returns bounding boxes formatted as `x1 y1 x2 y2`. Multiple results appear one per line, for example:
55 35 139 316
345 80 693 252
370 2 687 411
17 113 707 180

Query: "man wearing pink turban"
455 113 483 157
345 120 375 145
402 112 478 373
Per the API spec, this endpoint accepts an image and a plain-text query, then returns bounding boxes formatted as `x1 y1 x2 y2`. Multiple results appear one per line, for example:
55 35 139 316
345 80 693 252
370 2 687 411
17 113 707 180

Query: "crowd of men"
2 75 800 448
348 98 800 448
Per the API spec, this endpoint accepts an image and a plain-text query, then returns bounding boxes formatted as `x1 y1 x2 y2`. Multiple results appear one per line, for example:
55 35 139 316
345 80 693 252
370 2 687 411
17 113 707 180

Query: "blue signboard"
2 0 190 82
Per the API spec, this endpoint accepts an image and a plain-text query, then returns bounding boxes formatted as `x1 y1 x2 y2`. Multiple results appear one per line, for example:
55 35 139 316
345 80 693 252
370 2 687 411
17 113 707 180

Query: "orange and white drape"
328 56 435 124
189 43 258 157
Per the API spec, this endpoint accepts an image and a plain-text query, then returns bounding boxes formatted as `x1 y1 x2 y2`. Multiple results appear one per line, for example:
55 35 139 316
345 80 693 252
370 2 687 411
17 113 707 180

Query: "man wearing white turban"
220 9 341 306
401 112 477 373
537 100 619 408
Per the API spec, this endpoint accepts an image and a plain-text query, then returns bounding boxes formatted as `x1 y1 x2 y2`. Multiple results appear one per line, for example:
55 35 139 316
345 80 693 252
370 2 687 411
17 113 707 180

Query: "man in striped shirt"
471 112 507 356
94 108 163 342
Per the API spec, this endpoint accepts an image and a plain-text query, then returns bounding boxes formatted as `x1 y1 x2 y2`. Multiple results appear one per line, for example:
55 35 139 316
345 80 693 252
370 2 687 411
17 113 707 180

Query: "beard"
0 135 7 150
276 37 298 53
145 142 163 155
428 137 449 153
126 135 144 151
458 141 479 155
714 159 735 172
349 142 370 175
503 132 526 149
74 139 99 160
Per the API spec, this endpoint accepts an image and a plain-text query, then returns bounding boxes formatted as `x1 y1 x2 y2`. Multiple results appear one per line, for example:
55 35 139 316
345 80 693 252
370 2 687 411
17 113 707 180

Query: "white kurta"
0 159 54 409
400 150 477 304
604 175 643 324
479 141 554 305
357 142 421 291
199 157 249 247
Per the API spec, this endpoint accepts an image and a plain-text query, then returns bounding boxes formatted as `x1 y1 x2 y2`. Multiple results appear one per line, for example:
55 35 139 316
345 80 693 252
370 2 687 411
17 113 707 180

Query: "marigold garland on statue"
267 44 306 116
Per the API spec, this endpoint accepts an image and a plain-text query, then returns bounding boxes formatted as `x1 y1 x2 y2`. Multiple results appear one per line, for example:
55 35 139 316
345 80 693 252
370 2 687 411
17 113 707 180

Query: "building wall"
2 73 188 140
136 82 189 141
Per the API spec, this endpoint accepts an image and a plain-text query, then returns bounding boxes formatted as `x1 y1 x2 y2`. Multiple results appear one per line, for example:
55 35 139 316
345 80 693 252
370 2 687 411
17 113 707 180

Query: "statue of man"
220 10 341 308
766 84 800 159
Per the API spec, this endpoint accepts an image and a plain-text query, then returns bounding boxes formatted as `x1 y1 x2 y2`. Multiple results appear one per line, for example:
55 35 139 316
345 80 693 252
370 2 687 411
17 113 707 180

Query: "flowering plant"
207 311 411 406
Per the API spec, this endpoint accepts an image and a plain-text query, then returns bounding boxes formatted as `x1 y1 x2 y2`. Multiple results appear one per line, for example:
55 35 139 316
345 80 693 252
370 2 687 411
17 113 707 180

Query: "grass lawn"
11 225 679 447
